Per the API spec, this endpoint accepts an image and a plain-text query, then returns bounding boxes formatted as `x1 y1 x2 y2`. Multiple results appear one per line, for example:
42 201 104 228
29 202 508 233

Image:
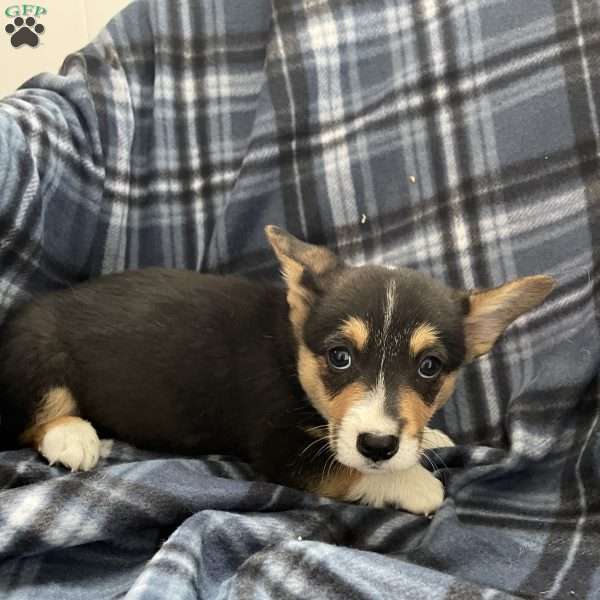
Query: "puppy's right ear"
265 225 342 336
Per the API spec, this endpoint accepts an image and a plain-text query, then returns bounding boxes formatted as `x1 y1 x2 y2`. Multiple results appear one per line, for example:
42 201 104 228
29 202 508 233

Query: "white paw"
421 427 455 450
346 464 445 516
39 419 101 472
394 465 445 516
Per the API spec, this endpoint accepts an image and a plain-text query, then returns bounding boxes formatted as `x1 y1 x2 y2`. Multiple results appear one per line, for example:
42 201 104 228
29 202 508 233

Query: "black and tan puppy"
0 227 553 514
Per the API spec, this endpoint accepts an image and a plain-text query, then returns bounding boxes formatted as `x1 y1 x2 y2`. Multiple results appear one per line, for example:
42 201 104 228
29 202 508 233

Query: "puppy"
0 226 553 515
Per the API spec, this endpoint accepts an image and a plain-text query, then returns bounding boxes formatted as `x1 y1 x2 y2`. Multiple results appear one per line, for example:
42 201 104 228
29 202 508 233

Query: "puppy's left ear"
464 275 554 361
265 225 342 335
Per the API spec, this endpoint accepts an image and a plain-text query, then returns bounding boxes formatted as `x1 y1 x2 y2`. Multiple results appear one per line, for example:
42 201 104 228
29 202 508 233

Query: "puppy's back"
0 268 290 454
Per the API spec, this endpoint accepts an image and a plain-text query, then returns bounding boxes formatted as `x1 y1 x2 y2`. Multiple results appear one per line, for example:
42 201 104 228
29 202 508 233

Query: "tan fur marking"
329 382 368 422
265 225 339 339
20 415 82 448
340 317 369 351
19 387 78 446
398 374 458 439
313 465 361 500
399 387 434 438
465 275 554 360
434 372 458 409
297 344 330 417
267 231 314 338
297 346 367 423
409 323 440 358
35 387 77 424
281 259 312 338
266 225 337 277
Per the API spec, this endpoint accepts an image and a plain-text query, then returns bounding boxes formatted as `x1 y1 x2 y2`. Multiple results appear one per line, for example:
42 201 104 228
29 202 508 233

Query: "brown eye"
327 346 352 371
418 356 442 379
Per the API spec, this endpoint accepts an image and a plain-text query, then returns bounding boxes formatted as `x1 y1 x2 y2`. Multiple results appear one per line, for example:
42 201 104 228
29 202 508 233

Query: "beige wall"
0 0 133 98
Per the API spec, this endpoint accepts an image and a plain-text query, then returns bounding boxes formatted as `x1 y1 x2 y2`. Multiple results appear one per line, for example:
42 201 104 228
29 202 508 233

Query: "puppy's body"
0 227 554 514
0 270 328 486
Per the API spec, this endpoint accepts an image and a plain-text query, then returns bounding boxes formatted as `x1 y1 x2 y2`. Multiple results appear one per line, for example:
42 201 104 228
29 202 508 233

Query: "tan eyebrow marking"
409 323 440 358
339 316 370 351
383 279 397 336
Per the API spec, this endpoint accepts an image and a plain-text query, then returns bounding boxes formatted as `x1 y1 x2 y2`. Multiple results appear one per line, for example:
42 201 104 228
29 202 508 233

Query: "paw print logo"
5 16 45 48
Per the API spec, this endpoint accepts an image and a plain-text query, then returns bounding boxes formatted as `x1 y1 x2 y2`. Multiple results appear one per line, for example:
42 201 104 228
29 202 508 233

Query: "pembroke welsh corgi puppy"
0 226 553 514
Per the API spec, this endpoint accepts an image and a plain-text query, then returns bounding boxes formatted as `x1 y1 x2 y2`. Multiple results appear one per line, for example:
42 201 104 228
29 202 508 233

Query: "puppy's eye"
418 355 442 379
327 346 352 371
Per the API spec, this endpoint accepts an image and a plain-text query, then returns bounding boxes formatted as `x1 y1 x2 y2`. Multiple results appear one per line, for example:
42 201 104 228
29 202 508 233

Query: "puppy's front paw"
346 464 445 516
396 465 444 516
38 417 101 472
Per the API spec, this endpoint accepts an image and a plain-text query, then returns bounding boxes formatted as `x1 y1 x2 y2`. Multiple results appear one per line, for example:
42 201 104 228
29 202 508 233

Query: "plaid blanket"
1 0 599 597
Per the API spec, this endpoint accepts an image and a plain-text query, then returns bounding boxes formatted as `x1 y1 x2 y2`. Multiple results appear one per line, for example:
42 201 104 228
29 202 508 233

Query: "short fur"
0 226 554 514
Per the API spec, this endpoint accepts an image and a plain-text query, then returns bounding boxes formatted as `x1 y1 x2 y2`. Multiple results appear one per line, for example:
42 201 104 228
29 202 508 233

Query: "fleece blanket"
0 0 599 597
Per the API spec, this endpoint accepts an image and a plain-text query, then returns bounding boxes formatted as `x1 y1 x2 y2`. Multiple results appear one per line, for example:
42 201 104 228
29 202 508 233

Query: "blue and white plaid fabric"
0 0 599 597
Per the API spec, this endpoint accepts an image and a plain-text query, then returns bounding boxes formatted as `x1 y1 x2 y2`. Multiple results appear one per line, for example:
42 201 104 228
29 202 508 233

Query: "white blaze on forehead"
378 278 398 379
383 278 397 338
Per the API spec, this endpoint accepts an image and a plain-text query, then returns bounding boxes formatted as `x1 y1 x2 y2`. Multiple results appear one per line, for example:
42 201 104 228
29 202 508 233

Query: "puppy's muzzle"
356 433 399 462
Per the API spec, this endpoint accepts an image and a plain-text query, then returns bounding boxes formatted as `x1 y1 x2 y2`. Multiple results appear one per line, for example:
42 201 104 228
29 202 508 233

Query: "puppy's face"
299 267 465 473
266 226 554 475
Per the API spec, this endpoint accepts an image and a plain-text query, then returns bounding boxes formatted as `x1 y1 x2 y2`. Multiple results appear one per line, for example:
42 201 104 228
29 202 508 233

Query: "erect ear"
265 225 342 336
464 275 554 361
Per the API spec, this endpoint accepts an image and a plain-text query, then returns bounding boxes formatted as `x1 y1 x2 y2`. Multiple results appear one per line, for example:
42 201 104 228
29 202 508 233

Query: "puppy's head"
266 226 554 474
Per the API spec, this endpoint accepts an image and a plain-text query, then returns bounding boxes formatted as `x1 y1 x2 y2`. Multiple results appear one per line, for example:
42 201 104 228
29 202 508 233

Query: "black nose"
356 433 399 462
